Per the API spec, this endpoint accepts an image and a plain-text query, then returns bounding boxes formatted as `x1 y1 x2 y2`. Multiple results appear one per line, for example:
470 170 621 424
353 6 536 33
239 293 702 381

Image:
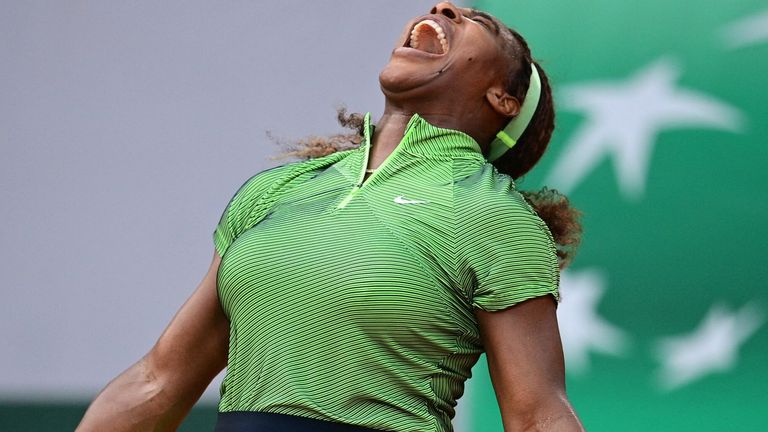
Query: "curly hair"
275 26 582 268
275 108 365 159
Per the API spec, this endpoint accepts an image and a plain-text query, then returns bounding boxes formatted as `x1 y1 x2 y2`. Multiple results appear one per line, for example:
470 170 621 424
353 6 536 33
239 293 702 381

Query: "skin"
78 2 584 431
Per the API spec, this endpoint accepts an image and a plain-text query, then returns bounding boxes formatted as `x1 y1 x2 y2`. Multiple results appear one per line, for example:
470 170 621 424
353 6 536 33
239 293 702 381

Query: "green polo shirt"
213 113 559 432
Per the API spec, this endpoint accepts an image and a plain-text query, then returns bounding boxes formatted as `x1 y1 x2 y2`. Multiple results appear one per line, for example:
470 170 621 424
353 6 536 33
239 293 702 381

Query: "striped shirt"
213 113 559 432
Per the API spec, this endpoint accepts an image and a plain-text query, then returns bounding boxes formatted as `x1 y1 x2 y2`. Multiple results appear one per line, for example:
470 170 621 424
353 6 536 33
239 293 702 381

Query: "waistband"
214 411 383 432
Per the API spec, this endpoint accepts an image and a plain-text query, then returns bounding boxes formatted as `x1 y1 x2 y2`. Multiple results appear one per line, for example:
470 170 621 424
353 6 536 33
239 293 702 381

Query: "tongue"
414 25 443 54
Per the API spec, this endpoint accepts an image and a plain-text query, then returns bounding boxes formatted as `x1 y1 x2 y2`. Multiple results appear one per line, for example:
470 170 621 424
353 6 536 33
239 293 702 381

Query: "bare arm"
77 251 229 432
476 296 585 432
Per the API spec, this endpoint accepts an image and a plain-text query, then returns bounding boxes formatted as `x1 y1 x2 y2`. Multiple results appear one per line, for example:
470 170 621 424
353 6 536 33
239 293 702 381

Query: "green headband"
487 64 542 162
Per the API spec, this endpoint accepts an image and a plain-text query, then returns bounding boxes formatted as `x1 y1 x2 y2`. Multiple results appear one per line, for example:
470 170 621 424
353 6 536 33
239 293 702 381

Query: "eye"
469 15 493 32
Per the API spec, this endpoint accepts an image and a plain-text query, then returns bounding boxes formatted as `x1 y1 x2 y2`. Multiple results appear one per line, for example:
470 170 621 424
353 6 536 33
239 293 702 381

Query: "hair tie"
487 64 542 162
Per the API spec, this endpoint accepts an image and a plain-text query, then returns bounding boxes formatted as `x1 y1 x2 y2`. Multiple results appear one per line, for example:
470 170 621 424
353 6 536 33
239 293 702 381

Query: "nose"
430 2 463 23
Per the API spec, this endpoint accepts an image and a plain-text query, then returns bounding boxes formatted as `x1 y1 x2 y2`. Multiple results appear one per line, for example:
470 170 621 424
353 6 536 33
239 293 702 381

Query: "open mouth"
407 19 449 55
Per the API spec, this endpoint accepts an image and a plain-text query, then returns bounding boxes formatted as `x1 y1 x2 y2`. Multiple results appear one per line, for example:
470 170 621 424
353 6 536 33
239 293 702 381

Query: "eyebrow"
467 9 500 35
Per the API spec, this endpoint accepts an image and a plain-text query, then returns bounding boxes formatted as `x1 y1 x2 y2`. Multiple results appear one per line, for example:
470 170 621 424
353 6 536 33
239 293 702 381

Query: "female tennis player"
78 2 584 431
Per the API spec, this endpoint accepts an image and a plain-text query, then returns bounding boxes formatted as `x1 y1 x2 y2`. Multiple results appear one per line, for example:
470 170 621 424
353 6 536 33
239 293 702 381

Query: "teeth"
408 19 448 53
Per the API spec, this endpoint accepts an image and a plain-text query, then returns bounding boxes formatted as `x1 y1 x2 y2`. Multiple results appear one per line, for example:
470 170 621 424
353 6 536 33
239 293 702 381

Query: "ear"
485 85 520 118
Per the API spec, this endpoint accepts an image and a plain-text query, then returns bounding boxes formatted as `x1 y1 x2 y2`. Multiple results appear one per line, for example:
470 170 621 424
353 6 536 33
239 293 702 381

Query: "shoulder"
453 161 538 222
452 161 556 260
231 162 298 201
214 151 354 255
230 151 354 203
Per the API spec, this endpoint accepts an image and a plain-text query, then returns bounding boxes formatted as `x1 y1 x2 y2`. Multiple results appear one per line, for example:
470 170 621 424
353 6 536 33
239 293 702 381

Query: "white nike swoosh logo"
394 195 429 204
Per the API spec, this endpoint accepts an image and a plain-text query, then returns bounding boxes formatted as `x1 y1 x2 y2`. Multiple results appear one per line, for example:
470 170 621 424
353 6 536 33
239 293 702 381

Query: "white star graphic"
557 269 630 374
721 9 768 49
546 58 744 200
654 302 764 391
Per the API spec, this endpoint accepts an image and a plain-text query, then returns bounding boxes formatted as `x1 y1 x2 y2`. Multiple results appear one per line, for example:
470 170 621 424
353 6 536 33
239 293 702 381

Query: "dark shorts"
214 411 382 432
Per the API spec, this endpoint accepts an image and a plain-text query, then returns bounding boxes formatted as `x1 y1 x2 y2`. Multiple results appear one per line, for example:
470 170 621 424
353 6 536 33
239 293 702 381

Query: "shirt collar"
360 112 483 159
333 112 485 186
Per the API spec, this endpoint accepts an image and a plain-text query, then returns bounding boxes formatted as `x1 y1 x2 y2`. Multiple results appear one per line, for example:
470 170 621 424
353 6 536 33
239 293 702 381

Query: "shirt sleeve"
456 185 560 312
213 164 294 257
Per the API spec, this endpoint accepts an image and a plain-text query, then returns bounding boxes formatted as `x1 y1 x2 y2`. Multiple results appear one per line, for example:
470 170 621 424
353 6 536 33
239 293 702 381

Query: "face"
379 2 512 102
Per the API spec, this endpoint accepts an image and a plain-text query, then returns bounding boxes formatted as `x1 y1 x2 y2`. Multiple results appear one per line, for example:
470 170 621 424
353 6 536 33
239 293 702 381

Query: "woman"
78 2 584 431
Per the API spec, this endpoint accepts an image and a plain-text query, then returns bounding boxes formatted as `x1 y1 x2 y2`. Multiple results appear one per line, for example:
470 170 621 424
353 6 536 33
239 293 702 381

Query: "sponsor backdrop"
2 1 766 431
464 0 768 431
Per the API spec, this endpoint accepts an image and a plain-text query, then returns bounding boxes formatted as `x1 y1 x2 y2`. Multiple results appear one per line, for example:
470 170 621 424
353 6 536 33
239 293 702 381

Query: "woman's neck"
368 102 497 170
368 102 466 169
366 113 409 170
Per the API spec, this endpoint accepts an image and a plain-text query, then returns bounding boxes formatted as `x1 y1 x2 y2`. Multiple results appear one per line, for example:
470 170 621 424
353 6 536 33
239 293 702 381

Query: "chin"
379 65 418 94
378 58 446 97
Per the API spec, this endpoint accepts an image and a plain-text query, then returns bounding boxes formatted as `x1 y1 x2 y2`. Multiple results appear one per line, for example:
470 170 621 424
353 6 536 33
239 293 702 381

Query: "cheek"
456 53 499 85
458 34 505 73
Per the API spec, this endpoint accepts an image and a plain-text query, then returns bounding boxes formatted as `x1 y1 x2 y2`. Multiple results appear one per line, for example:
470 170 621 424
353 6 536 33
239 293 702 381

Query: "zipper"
335 114 417 209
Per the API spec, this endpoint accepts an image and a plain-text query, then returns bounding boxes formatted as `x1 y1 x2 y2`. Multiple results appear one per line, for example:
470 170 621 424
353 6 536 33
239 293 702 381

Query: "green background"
465 0 768 431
